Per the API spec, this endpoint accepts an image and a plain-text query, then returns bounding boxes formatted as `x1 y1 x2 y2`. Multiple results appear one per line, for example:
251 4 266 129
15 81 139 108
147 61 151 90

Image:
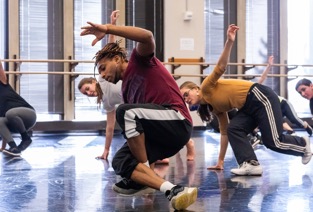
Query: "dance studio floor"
1 129 312 212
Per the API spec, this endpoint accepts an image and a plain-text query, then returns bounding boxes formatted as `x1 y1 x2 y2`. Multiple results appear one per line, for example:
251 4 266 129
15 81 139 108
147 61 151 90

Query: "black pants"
280 98 305 128
227 84 306 165
112 103 192 179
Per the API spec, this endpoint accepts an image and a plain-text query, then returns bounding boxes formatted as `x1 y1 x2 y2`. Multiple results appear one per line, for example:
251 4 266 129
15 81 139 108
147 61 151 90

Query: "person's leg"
154 138 195 163
281 99 312 136
113 103 197 210
248 84 311 164
5 107 36 151
115 104 191 166
283 122 295 135
0 117 21 156
186 139 195 161
155 158 170 164
0 117 16 145
228 112 259 165
1 139 6 151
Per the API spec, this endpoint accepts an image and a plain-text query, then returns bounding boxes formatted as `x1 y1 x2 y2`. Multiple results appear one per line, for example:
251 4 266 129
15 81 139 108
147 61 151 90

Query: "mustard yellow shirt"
200 66 254 135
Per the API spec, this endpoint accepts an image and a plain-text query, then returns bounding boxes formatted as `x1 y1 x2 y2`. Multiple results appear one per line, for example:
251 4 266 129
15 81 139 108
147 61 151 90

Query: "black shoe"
18 139 32 151
165 185 198 210
287 130 296 136
255 133 263 145
306 125 313 137
2 147 21 157
250 133 262 148
112 178 155 196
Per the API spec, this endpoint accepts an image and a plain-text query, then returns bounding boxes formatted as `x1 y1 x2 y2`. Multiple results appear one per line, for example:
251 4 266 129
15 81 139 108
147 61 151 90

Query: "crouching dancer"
80 21 197 210
0 60 36 157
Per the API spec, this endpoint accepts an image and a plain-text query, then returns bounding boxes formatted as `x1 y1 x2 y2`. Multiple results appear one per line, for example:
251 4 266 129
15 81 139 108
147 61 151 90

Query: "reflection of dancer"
174 151 196 187
80 20 197 210
0 61 37 157
1 159 37 209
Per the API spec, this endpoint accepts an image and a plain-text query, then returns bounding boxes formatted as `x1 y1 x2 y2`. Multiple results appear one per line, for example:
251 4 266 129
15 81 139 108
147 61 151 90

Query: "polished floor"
1 129 313 212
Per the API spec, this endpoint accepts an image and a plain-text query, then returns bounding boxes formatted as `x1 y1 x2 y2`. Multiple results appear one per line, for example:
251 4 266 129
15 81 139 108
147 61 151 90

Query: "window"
0 0 5 60
287 0 313 116
204 0 224 74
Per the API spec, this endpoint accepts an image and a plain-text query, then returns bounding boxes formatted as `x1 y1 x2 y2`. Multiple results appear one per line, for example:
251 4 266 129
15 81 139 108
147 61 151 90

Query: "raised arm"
216 24 239 71
258 55 274 84
201 24 239 91
0 61 7 84
108 10 119 43
81 22 155 56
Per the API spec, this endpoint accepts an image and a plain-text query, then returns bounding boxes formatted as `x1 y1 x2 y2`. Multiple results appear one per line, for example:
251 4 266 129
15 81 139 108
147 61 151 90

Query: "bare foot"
155 158 170 164
186 139 195 161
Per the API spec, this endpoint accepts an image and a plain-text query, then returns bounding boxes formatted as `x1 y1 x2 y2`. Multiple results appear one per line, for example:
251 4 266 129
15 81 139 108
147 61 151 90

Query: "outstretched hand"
80 22 108 46
227 24 239 42
111 10 120 25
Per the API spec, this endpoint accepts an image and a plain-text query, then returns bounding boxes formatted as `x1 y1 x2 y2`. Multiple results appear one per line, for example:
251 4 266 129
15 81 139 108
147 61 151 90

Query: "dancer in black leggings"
259 56 312 136
0 60 37 157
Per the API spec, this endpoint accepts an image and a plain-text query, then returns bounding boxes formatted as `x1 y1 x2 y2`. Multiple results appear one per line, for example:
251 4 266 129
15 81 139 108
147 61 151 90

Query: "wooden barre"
171 74 313 78
5 71 97 75
3 71 313 78
1 58 313 67
0 59 94 63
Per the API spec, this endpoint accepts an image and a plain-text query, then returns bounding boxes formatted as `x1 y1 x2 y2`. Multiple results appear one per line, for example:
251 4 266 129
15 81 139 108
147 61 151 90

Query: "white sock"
160 181 175 193
143 160 150 167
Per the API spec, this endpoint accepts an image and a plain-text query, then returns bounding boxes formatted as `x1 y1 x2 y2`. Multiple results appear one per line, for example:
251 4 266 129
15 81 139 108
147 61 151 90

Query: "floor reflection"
0 129 313 211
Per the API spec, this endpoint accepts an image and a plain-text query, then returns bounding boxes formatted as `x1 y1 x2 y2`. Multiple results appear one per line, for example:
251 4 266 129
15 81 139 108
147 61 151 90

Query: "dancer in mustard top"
180 24 312 175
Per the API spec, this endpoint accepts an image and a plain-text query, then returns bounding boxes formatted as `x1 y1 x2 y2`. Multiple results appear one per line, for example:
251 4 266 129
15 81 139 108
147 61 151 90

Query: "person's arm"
258 55 274 84
108 10 119 43
201 24 239 90
216 24 239 71
81 23 155 57
207 112 229 170
97 109 116 160
0 61 7 84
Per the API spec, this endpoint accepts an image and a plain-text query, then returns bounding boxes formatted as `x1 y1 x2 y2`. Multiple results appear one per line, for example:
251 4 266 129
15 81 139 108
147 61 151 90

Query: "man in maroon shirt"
80 22 197 210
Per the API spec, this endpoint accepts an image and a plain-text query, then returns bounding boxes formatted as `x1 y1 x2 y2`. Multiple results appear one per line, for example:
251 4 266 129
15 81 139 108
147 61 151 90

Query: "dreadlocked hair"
197 104 214 123
93 40 128 70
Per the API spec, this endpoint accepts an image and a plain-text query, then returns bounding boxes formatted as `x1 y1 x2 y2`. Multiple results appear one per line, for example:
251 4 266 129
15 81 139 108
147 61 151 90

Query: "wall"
164 0 205 126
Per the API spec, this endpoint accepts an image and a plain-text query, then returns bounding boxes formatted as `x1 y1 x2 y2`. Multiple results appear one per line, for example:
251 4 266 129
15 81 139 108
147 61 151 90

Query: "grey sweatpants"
0 107 37 142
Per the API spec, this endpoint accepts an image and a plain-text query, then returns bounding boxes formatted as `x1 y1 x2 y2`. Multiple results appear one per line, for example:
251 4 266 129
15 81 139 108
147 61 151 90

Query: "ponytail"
197 104 214 123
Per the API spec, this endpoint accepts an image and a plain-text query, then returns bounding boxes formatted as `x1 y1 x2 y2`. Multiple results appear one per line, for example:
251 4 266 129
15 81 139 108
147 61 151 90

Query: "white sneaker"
302 136 312 165
166 185 198 210
231 160 263 176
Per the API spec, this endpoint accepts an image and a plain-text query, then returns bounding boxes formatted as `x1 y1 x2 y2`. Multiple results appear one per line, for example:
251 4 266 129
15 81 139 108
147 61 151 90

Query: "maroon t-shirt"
122 49 192 124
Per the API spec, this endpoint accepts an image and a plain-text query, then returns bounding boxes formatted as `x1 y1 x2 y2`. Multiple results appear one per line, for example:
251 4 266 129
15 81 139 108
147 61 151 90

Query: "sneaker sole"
172 187 198 210
302 136 312 164
112 184 155 197
230 169 263 176
2 149 21 157
18 140 32 151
